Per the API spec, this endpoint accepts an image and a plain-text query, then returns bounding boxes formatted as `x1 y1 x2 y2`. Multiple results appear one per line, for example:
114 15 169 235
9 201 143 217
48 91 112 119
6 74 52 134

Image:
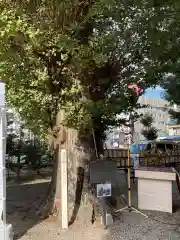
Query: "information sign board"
97 183 112 198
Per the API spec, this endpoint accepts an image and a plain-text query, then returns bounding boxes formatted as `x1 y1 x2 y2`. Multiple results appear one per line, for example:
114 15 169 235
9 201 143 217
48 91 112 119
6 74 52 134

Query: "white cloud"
154 86 164 90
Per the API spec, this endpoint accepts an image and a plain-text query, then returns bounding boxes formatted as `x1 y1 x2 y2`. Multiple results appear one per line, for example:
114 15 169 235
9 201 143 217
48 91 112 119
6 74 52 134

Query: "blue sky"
143 86 164 99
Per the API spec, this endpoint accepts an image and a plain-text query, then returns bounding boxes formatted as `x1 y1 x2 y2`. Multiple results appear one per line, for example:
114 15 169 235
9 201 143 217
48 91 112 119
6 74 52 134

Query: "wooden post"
60 149 68 229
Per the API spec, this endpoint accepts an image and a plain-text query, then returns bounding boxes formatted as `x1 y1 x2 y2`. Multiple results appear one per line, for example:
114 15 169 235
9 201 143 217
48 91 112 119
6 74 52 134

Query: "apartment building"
134 96 170 139
105 96 179 147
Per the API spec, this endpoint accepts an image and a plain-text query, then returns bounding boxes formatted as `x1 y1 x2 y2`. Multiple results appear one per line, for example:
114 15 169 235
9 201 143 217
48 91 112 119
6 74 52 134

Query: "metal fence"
139 151 180 167
104 149 180 168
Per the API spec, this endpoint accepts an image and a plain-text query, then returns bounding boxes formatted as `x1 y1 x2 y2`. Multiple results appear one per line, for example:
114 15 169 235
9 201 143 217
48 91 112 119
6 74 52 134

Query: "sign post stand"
99 197 107 228
96 183 113 228
0 82 13 240
115 134 148 218
89 160 116 228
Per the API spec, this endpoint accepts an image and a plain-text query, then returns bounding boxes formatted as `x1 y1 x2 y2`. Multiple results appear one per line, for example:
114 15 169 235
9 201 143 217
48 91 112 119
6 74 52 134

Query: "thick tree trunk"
67 143 93 227
47 131 94 227
39 111 105 228
44 134 104 228
66 129 106 227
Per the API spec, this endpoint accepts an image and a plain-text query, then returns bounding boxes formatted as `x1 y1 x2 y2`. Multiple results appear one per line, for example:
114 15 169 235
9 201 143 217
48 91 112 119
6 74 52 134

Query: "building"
166 120 180 136
105 96 178 147
134 96 170 140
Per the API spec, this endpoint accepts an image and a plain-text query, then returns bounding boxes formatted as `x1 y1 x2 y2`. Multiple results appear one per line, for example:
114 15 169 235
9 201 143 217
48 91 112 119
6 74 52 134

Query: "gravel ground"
15 212 180 240
6 170 180 240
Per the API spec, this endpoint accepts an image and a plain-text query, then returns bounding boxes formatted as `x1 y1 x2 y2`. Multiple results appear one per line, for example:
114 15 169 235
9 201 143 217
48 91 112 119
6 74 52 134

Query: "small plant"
140 113 158 141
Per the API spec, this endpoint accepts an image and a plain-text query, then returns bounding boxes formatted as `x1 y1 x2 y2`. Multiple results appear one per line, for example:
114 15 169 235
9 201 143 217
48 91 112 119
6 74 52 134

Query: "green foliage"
162 75 180 123
167 109 180 125
140 113 154 128
163 75 180 105
6 110 18 156
158 2 180 120
8 138 50 170
6 110 50 170
141 127 158 141
6 133 17 156
141 113 158 141
22 139 50 169
0 0 178 141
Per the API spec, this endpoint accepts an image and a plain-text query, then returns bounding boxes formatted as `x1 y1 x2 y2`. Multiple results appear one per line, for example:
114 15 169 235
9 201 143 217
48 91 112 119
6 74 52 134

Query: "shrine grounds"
6 168 180 240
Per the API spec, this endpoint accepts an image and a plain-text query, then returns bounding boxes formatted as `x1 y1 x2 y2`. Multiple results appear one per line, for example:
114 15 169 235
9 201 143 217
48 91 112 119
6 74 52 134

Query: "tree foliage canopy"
140 113 157 141
140 113 154 128
0 0 179 141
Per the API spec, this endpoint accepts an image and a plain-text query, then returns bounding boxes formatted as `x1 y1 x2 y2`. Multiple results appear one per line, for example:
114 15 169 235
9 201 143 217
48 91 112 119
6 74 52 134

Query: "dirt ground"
6 170 180 240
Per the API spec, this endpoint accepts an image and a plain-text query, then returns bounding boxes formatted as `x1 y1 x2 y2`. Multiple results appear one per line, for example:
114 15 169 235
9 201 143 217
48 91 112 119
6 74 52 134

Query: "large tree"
0 0 178 226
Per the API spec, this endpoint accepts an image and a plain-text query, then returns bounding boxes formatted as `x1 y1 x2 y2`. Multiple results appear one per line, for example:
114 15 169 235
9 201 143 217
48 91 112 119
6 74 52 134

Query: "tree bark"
16 155 21 180
39 110 105 228
44 131 94 226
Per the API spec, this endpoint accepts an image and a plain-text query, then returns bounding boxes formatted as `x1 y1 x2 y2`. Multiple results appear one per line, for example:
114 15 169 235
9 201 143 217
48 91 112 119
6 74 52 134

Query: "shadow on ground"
7 181 50 240
7 167 52 184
